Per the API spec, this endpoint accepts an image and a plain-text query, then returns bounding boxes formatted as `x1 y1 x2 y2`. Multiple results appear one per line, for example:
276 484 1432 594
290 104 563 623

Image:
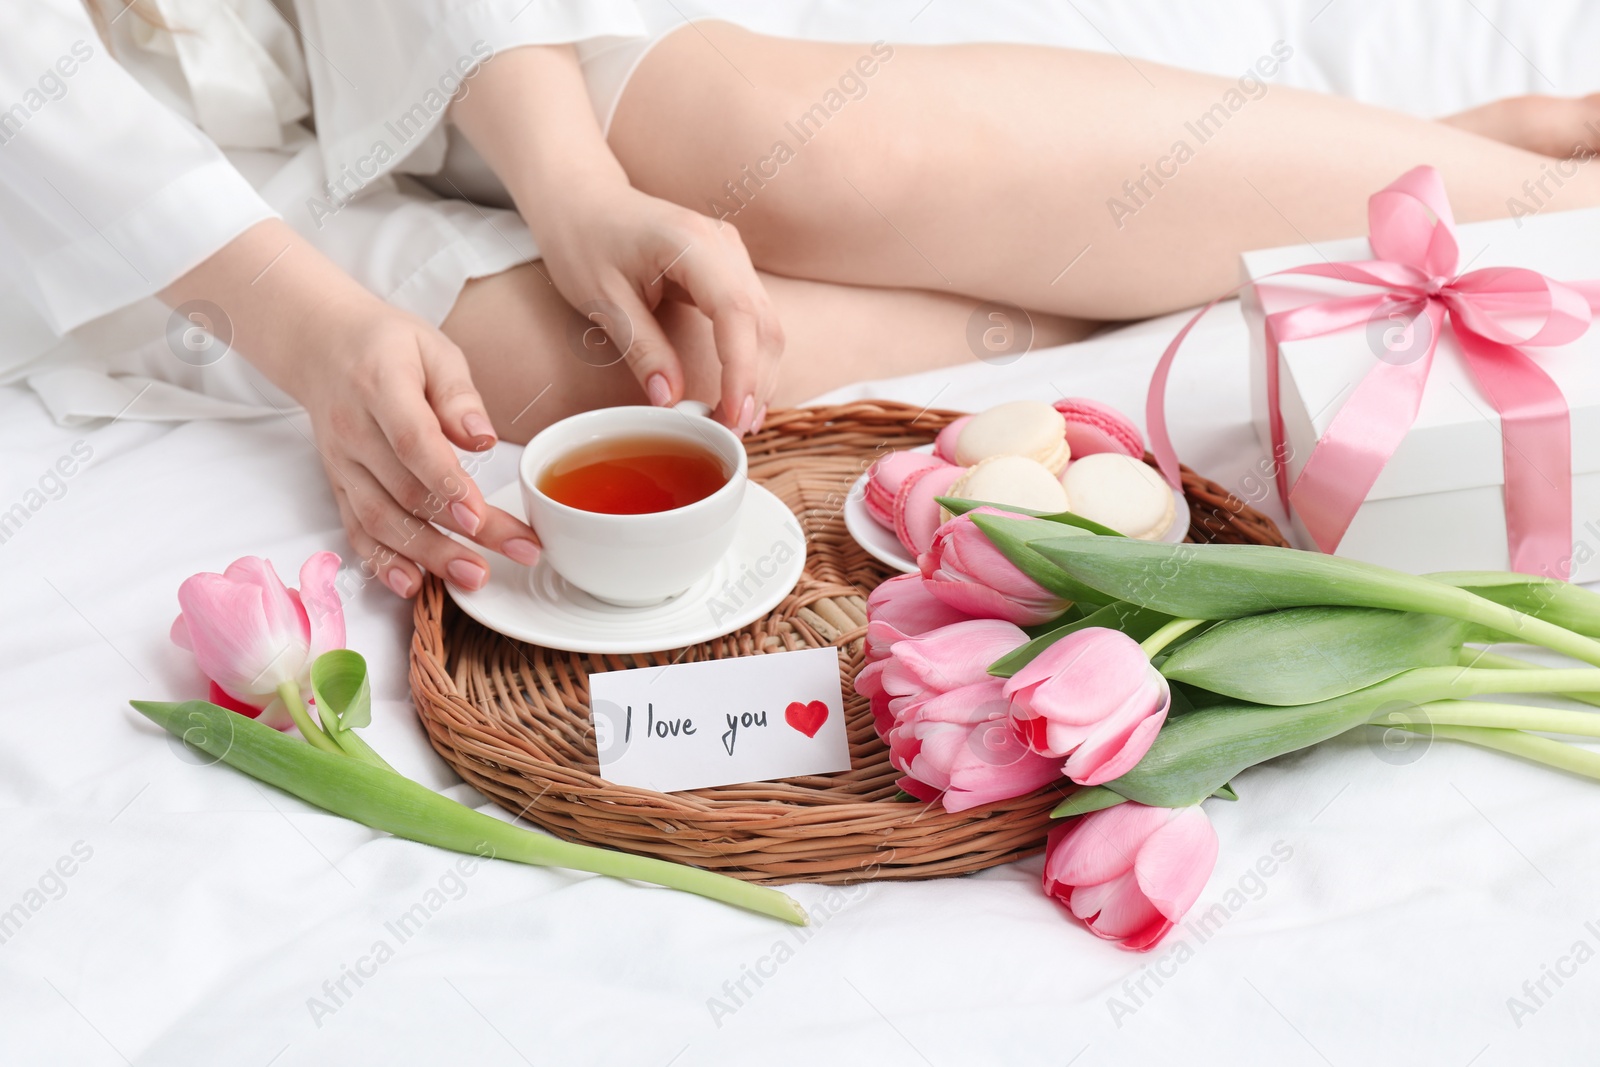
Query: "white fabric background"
7 2 1600 1065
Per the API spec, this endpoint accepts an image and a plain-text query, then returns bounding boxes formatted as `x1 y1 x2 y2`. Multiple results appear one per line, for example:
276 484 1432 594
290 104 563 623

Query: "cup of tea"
519 405 747 606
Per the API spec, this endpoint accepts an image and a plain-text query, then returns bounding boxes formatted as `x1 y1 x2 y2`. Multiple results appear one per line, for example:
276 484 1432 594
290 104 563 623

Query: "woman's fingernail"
503 537 542 567
646 373 672 407
446 558 488 590
384 569 415 598
753 403 767 433
450 502 481 536
462 412 497 447
737 395 756 434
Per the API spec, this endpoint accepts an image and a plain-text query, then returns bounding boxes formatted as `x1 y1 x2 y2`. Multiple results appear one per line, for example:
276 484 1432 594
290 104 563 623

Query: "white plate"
842 444 1192 573
446 482 806 654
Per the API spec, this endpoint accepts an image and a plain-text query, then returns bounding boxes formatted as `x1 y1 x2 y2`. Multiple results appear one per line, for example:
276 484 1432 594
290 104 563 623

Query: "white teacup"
519 405 748 607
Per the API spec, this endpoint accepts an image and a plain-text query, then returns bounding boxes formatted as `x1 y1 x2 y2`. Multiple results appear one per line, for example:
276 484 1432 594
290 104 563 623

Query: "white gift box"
1242 205 1600 582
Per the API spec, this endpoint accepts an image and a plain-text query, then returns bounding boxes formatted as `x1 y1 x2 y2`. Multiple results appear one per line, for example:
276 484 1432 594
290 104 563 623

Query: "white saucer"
843 444 1192 573
447 482 806 654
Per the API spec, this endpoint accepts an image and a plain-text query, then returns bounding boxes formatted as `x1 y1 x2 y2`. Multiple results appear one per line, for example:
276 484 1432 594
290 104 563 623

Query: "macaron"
933 415 973 463
865 450 950 529
1059 453 1176 540
895 463 969 556
946 454 1071 519
1052 397 1145 459
954 401 1071 475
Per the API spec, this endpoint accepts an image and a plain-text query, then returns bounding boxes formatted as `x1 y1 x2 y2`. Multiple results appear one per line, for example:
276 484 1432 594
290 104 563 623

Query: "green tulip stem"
1454 648 1600 708
1445 594 1600 668
132 699 808 926
277 681 342 756
1380 666 1600 706
1389 721 1600 783
1140 618 1205 660
1404 700 1600 737
1454 667 1600 698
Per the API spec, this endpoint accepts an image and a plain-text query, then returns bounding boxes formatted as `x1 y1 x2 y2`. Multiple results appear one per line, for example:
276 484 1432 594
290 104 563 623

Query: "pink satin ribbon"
1147 166 1600 579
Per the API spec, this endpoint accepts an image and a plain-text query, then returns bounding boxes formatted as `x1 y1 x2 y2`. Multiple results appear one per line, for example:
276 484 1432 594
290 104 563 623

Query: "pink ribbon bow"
1148 165 1600 578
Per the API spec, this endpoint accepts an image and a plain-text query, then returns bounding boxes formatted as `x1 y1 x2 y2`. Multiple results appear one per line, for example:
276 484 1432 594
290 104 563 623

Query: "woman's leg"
441 263 1090 442
1441 93 1600 159
607 24 1600 319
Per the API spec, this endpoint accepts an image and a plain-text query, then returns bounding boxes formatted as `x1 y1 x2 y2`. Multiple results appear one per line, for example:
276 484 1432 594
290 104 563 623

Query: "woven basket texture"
410 401 1288 884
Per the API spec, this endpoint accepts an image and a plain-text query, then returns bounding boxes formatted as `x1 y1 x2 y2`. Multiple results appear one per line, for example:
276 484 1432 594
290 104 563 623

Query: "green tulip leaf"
1168 682 1208 715
937 496 1125 538
1101 681 1408 807
1026 537 1455 619
965 512 1112 603
1049 780 1234 818
1021 537 1600 671
310 649 371 733
1021 603 1089 639
1049 786 1129 819
989 601 1172 677
1159 607 1471 705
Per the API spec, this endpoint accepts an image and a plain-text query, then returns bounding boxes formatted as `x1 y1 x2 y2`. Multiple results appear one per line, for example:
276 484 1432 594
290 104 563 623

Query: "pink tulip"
862 573 976 664
855 617 1027 736
854 616 1060 811
856 575 981 736
887 677 1064 812
1004 627 1170 786
920 509 1072 626
854 661 899 738
170 552 345 729
1042 802 1218 951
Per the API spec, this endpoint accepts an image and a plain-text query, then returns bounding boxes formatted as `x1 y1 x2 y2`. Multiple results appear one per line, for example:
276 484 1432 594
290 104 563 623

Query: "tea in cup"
519 406 747 606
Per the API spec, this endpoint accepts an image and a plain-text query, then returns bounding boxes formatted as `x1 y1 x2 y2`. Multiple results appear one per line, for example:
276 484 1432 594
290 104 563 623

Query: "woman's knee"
608 24 926 270
441 262 644 443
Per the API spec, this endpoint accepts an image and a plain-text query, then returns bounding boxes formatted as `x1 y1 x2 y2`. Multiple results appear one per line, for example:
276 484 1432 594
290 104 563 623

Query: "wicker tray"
410 401 1287 884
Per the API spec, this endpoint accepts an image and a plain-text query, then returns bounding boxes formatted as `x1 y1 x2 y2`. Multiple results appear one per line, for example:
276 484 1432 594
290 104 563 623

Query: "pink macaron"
1052 397 1145 459
933 415 973 464
894 463 968 557
864 450 949 528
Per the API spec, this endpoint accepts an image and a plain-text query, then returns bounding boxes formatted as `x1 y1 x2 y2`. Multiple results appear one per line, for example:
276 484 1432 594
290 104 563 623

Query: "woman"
8 0 1600 599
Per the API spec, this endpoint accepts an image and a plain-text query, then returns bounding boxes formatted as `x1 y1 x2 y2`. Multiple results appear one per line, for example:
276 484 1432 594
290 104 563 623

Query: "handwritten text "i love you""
620 700 830 756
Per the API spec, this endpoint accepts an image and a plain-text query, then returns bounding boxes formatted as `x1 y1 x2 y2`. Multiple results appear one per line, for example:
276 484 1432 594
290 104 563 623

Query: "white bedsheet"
7 2 1600 1064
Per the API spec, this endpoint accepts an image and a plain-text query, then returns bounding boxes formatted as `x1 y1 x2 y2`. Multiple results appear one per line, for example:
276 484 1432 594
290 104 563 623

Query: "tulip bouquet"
858 503 1600 950
133 553 807 926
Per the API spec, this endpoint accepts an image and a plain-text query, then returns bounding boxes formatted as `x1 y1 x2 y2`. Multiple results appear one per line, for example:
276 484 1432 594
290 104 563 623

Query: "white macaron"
954 401 1071 475
946 454 1072 519
1059 453 1176 540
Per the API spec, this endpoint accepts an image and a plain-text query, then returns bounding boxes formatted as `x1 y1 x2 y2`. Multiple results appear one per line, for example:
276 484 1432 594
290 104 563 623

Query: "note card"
588 646 851 793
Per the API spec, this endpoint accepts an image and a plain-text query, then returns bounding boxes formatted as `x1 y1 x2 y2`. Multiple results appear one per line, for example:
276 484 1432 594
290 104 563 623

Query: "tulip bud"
921 509 1073 626
863 573 977 663
170 553 345 729
1042 802 1218 950
1004 627 1170 786
887 678 1063 812
857 618 1027 737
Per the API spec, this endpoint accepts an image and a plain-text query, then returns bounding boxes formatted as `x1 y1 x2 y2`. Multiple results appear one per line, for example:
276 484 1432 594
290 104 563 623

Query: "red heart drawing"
784 700 829 739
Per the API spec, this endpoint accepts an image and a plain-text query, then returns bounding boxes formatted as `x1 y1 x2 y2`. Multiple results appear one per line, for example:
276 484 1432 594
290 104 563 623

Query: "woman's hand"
450 44 784 433
538 181 784 433
161 219 540 598
286 293 544 597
